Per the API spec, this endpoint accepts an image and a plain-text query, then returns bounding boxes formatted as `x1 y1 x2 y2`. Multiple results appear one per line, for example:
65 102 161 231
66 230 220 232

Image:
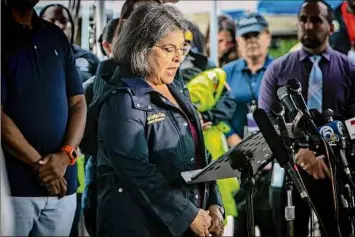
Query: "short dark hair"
98 18 120 56
298 0 335 24
39 4 75 44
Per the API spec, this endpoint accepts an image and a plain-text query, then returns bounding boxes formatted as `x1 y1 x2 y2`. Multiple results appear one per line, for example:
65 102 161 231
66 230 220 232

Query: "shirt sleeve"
218 120 236 138
63 39 84 97
223 63 233 85
201 88 236 124
258 61 280 116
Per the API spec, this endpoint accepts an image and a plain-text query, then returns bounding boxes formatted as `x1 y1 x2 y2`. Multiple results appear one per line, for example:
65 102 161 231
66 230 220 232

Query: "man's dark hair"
98 18 120 56
99 18 120 44
39 4 75 44
298 0 335 24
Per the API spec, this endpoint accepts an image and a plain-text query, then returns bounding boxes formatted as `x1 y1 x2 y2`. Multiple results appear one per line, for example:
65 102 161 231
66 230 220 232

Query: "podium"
181 131 274 237
181 123 300 184
181 131 272 184
181 123 300 237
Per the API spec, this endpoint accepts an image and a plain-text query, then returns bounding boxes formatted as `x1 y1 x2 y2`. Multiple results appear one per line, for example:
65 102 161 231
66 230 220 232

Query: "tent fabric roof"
257 0 343 15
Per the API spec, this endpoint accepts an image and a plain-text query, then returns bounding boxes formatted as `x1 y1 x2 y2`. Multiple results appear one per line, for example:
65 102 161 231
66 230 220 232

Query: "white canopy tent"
36 0 257 64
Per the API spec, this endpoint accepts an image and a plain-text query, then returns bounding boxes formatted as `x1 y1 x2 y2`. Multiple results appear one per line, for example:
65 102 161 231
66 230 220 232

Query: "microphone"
310 108 325 126
322 109 334 123
277 86 298 119
344 104 355 156
286 79 311 115
285 79 320 139
318 120 344 146
271 102 292 148
253 108 308 200
344 116 355 156
319 119 352 177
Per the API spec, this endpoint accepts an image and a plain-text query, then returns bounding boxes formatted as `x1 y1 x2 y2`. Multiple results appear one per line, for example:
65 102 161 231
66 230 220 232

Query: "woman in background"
206 15 239 67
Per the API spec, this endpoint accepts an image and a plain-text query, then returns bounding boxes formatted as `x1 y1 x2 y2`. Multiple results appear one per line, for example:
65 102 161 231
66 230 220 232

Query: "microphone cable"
323 140 344 237
310 207 314 237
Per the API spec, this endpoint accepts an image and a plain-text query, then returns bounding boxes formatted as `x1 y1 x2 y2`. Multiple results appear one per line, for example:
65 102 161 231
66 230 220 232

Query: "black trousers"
270 169 353 237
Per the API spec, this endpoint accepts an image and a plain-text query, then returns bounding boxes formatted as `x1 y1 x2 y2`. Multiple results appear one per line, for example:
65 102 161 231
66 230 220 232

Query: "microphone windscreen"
253 108 289 166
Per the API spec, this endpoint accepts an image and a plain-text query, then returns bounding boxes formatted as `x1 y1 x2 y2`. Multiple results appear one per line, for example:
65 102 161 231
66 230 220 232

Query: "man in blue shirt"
1 0 87 236
259 0 355 236
222 13 276 237
223 14 273 141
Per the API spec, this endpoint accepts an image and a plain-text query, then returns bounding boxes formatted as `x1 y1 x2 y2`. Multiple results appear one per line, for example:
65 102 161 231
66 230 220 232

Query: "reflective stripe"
76 155 85 193
216 121 232 134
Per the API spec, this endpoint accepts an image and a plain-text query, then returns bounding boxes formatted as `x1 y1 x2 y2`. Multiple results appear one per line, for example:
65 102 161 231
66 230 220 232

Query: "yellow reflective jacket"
187 68 239 217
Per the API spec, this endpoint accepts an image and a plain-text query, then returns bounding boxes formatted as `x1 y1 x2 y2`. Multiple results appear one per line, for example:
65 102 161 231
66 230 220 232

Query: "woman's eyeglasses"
154 43 191 60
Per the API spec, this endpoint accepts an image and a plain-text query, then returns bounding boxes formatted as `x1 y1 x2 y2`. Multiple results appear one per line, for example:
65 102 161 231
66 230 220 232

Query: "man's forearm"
1 110 41 166
63 95 87 148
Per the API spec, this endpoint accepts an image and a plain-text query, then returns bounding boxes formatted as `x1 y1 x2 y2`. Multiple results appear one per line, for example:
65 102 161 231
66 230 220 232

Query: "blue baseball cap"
236 13 269 37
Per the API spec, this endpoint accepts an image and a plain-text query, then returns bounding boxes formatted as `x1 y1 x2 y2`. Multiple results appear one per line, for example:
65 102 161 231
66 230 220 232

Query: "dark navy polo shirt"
222 56 273 138
258 46 355 119
1 13 84 197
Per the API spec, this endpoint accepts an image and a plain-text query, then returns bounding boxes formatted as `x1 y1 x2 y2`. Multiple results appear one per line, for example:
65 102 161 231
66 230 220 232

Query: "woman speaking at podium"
94 3 224 236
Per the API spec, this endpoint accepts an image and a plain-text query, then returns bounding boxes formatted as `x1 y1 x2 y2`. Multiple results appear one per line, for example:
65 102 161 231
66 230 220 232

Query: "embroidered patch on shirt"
75 58 90 72
147 112 166 124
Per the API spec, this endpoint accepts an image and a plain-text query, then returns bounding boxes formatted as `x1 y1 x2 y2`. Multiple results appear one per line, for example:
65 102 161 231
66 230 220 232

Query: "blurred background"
34 0 343 59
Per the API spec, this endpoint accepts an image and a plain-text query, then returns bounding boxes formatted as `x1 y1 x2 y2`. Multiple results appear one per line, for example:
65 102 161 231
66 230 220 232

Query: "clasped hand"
190 206 224 237
35 151 70 198
295 148 331 180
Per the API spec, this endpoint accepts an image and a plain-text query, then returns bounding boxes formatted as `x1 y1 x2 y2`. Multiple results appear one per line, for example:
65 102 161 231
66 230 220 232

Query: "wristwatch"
61 145 78 165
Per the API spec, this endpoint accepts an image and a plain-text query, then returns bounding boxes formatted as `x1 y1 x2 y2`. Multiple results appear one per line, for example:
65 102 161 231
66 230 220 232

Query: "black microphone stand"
271 103 297 237
285 175 295 237
280 137 297 237
344 184 355 230
240 160 255 237
283 145 297 237
337 180 355 234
